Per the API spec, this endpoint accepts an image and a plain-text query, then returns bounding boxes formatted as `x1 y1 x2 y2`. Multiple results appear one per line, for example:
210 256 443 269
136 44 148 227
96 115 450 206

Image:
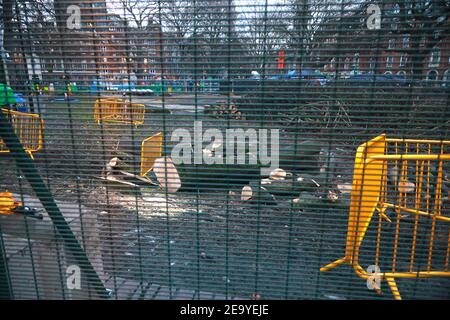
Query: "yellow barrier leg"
386 277 401 300
320 257 348 272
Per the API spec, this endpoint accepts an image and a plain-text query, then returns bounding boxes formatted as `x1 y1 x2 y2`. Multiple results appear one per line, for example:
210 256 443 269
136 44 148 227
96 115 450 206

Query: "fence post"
0 232 12 299
0 110 109 299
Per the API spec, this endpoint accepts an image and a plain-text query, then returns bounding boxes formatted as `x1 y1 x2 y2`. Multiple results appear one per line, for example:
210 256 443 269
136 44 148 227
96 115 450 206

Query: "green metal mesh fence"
0 0 449 300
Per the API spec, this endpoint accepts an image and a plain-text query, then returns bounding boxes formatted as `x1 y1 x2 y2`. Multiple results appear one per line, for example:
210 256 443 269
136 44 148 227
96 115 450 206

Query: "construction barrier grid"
94 98 145 127
321 135 450 299
0 108 43 158
1 0 450 301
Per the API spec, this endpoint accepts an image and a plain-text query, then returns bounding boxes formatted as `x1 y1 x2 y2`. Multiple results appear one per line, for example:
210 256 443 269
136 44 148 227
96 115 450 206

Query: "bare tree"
235 0 345 74
159 0 239 79
159 0 194 78
160 0 194 38
194 0 239 78
119 0 157 29
238 3 291 73
117 0 161 82
288 0 349 70
386 0 449 81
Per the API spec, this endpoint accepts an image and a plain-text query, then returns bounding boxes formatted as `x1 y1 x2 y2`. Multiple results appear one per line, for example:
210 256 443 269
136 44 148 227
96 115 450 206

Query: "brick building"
6 0 163 90
311 5 449 86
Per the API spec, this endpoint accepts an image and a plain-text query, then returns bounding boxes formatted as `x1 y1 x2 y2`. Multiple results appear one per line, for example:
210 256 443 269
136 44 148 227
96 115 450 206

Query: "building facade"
6 0 163 90
311 6 449 85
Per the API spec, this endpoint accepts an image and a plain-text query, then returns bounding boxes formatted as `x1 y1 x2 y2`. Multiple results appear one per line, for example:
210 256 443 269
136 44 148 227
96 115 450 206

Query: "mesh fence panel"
0 0 449 300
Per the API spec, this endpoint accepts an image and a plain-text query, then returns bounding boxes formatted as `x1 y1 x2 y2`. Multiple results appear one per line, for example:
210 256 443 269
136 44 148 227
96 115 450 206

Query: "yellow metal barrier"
0 108 44 159
140 132 163 177
321 134 450 300
94 97 145 127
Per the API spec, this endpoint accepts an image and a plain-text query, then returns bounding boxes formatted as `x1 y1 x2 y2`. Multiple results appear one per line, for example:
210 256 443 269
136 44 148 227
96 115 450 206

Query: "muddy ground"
1 92 449 299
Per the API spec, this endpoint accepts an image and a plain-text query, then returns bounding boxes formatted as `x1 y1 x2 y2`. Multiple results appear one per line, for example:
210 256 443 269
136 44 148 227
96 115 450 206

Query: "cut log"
99 175 139 187
255 179 297 197
105 157 120 177
291 192 323 211
398 180 415 193
103 157 158 187
116 170 159 186
337 183 352 194
242 172 324 200
269 168 288 180
240 183 277 205
153 157 181 193
241 185 253 201
175 140 320 191
96 176 142 196
294 174 324 192
326 190 339 203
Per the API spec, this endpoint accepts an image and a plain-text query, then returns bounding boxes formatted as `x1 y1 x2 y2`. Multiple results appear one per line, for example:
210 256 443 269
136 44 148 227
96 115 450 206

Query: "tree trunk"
410 42 424 84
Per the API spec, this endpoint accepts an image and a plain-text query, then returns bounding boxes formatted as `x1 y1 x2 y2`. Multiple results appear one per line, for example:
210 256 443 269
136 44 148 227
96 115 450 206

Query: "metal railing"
94 98 145 127
321 135 450 299
0 108 43 159
140 132 163 177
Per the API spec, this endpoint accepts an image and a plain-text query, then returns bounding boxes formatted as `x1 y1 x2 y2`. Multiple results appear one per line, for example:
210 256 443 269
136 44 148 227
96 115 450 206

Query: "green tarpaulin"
0 83 17 106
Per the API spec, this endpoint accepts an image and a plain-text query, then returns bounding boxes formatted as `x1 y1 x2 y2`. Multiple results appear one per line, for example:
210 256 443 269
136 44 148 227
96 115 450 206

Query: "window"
386 56 394 68
427 70 438 81
369 58 376 70
402 34 410 48
344 57 350 70
420 37 426 47
329 57 336 70
388 39 395 49
45 61 55 71
429 48 440 67
353 53 360 70
400 55 408 67
443 70 450 87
